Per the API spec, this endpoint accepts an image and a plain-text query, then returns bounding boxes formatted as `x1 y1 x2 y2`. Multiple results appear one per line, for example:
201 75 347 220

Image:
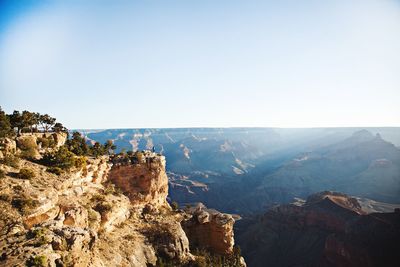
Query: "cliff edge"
0 141 245 266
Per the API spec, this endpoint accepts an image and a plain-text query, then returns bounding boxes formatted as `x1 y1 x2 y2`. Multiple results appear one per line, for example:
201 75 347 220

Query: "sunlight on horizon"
1 0 399 129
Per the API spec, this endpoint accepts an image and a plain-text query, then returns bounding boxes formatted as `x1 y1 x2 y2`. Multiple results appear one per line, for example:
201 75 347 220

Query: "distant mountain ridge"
82 128 400 214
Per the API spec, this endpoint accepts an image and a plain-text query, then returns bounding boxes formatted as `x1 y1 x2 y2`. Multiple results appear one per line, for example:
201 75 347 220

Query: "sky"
0 0 399 129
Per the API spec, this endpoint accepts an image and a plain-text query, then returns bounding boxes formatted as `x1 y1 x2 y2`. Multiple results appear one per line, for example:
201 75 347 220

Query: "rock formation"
108 151 169 207
0 147 244 266
182 203 236 255
237 191 400 267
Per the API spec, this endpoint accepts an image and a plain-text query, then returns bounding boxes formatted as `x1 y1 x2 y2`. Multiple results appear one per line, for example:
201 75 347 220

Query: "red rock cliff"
108 151 169 207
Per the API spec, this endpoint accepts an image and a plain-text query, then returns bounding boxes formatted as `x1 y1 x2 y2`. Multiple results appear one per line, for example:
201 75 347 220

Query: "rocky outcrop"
21 132 68 148
1 148 242 266
182 203 235 255
13 132 67 160
237 191 400 267
108 151 169 207
0 138 16 159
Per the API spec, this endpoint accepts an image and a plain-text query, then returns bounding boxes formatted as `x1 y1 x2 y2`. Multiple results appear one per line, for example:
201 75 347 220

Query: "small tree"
65 132 89 156
0 107 14 138
91 142 105 158
42 146 76 170
21 110 38 133
104 140 116 155
171 201 179 211
52 122 67 133
8 110 24 135
39 114 56 133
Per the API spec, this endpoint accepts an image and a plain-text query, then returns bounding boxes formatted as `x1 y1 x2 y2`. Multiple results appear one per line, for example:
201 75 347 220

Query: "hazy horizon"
1 0 400 129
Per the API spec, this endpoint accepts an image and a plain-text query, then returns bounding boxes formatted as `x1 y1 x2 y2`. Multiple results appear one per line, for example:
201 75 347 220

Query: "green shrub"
17 168 35 180
27 255 47 267
74 156 87 169
46 166 63 175
28 228 46 239
27 228 50 247
42 146 76 170
37 137 56 149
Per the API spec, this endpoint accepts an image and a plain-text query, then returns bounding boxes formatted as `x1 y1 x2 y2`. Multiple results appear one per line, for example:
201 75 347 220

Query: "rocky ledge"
0 148 245 266
237 191 400 267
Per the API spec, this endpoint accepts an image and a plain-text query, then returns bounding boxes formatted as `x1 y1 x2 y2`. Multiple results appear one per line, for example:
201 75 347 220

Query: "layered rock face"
182 203 235 255
0 148 243 266
108 151 169 207
237 191 400 267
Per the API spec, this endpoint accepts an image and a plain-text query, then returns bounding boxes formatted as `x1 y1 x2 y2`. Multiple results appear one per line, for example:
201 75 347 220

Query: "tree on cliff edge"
39 114 56 132
0 107 14 138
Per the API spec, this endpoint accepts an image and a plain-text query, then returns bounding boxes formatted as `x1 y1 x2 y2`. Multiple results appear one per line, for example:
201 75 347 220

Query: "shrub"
74 156 87 169
0 169 5 179
27 255 47 267
17 137 38 159
0 194 11 202
28 228 46 239
37 137 55 149
17 168 35 180
12 197 40 214
91 194 105 203
103 183 123 196
27 228 50 247
46 166 63 175
13 185 23 191
193 256 207 267
191 247 243 267
170 201 179 211
1 153 20 168
94 202 112 214
88 209 99 223
20 148 37 159
65 132 89 156
156 257 176 267
42 146 76 170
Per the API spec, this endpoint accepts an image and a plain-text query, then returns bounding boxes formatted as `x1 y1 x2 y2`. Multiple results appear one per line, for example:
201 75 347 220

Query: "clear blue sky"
1 0 399 129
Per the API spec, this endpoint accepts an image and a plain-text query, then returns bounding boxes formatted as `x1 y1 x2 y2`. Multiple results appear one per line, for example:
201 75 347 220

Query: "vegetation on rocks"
11 197 40 214
0 169 5 179
0 152 20 168
0 107 14 138
26 255 47 267
0 107 245 267
17 168 36 180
